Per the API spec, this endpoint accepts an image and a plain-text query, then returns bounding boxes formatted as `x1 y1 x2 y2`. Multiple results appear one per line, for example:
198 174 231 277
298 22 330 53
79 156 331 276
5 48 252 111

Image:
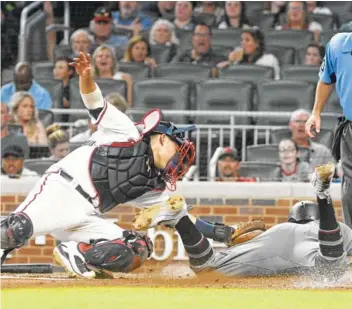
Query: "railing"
50 109 339 177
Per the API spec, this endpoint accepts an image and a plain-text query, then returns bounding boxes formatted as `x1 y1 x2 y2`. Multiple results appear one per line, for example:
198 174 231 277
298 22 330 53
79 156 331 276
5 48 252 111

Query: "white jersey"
48 85 171 210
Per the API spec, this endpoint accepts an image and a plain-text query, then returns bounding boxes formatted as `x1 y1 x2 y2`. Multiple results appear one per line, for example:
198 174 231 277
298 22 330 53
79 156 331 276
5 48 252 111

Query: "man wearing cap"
90 7 129 48
112 2 153 35
1 145 37 178
209 146 256 182
289 109 333 170
305 32 352 228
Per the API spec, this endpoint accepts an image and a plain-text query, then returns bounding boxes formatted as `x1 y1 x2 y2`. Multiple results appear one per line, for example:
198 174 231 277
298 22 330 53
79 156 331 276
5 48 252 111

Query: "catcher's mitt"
227 220 266 246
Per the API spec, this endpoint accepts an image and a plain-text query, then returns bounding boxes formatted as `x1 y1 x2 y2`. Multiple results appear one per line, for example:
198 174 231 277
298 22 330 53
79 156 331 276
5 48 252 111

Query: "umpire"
305 32 352 228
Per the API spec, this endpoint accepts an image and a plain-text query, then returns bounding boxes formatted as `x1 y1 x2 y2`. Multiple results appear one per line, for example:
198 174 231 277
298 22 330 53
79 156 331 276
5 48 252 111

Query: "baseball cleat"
53 241 96 279
132 195 187 230
311 162 335 195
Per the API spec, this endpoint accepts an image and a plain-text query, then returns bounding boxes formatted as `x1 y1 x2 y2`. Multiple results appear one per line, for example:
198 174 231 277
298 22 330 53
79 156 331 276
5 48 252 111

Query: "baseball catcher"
134 163 352 281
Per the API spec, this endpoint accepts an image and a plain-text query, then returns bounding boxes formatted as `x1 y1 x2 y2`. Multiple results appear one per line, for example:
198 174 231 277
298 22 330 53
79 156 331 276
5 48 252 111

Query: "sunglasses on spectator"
96 20 109 25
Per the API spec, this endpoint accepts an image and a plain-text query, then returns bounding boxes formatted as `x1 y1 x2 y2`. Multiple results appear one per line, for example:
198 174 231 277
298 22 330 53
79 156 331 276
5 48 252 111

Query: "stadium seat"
36 78 64 109
325 1 352 16
245 1 265 17
150 45 174 64
246 145 279 163
154 63 212 83
211 29 243 48
195 79 253 124
24 159 57 175
193 12 217 27
320 31 339 46
257 80 315 125
270 128 334 149
117 62 150 81
338 12 352 28
238 162 281 182
67 78 88 123
309 14 335 31
53 45 72 59
95 78 127 99
33 62 54 80
248 13 275 31
281 65 320 84
218 65 274 82
175 29 192 52
265 30 314 49
266 45 295 65
38 109 55 128
132 79 191 124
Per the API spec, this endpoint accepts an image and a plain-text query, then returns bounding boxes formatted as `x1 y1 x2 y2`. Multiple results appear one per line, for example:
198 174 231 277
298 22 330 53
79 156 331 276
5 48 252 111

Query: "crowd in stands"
1 1 351 181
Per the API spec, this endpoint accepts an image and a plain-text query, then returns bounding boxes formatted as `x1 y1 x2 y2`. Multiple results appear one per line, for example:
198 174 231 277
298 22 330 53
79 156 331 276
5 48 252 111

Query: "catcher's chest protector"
90 138 165 213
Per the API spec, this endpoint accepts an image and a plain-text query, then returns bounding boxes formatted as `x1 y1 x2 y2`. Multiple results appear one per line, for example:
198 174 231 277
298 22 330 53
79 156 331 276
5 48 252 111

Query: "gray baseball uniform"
198 221 352 277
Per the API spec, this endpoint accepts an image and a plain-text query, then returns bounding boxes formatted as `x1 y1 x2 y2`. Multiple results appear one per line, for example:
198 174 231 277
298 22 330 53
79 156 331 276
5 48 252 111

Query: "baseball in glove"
227 220 266 246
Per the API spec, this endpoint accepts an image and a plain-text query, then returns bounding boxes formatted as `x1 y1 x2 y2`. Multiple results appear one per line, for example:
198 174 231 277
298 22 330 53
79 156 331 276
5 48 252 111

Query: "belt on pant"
58 169 93 205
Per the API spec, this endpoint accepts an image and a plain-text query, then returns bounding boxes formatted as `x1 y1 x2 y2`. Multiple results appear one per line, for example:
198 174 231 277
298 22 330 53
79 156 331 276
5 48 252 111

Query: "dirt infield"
2 265 352 290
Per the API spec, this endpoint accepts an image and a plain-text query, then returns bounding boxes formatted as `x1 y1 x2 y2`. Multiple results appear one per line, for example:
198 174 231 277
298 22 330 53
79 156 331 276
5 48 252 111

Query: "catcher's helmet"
288 201 320 224
152 121 196 191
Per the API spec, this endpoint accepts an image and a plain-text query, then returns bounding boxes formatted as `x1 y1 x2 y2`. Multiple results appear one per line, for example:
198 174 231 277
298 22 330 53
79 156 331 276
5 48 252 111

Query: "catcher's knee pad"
1 213 33 250
80 230 153 273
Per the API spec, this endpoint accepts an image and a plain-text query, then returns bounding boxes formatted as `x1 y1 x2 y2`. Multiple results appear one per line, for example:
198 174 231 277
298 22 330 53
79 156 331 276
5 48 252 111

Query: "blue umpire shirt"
319 32 352 120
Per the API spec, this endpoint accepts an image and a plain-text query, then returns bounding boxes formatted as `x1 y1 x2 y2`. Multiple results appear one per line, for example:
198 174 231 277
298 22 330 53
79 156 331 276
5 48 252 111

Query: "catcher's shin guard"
81 230 153 276
1 213 33 264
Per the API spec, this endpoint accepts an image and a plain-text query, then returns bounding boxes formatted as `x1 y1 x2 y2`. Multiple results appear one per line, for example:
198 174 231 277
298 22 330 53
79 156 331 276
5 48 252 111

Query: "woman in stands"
46 124 70 161
10 92 47 146
218 1 251 29
275 1 322 41
92 45 132 105
304 42 325 66
279 138 311 182
149 19 179 61
123 36 157 70
53 57 75 121
217 28 280 80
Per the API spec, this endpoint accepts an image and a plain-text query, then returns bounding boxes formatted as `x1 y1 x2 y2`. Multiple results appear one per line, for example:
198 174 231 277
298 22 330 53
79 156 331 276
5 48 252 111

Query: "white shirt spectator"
254 53 281 80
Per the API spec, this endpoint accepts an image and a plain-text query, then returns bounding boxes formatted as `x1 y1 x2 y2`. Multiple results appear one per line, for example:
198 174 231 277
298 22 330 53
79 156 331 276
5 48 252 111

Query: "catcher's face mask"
153 122 196 191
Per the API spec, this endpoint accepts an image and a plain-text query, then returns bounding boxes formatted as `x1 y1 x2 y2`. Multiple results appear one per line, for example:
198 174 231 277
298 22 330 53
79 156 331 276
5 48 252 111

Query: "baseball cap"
93 7 112 22
2 145 25 158
218 147 239 161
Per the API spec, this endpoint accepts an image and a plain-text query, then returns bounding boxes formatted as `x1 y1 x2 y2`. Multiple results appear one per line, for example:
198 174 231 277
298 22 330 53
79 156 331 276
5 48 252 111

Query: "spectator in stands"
10 92 48 146
53 57 75 113
306 1 332 15
194 1 224 25
90 7 129 48
172 23 226 66
174 1 195 30
1 62 52 110
209 147 256 182
46 124 70 161
1 145 37 178
263 1 286 26
278 138 311 182
70 92 128 143
218 1 250 29
112 1 153 36
304 43 325 66
70 29 94 58
92 45 133 104
157 1 176 21
275 1 322 41
1 103 29 158
217 28 280 80
149 19 179 60
123 36 157 69
289 109 333 169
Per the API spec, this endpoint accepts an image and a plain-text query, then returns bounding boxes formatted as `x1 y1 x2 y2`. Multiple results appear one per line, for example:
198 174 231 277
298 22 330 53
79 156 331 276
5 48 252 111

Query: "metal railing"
19 1 70 62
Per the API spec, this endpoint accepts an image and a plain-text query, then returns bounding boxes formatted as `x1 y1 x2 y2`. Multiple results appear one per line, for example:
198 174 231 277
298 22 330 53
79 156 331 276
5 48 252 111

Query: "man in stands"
90 7 129 48
209 147 256 182
1 63 52 110
289 109 333 169
1 103 29 159
112 1 153 35
172 23 226 65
